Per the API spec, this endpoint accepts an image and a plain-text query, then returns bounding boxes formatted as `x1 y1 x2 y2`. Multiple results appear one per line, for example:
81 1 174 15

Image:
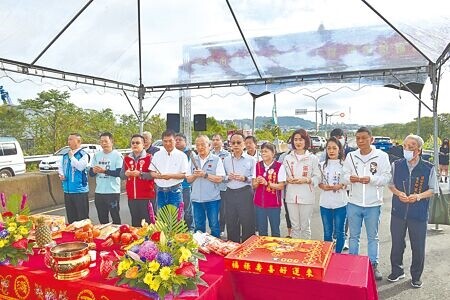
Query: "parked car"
372 136 393 152
0 137 26 178
310 136 325 150
39 144 102 172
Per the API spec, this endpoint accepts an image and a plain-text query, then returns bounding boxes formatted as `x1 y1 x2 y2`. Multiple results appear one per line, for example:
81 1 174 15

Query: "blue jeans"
255 206 281 237
320 205 347 253
192 200 220 238
347 203 381 264
157 187 182 210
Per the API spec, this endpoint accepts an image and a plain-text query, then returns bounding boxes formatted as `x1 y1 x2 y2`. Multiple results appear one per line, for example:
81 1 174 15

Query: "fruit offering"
101 224 139 247
74 223 101 243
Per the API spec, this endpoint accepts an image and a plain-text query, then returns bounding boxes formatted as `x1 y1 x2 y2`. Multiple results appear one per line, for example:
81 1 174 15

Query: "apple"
120 233 133 245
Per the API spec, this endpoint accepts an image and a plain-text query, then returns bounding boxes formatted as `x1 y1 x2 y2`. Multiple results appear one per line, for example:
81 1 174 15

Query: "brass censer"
50 242 91 280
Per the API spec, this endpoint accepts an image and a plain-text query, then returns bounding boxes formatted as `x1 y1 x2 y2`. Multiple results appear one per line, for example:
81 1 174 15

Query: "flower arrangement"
110 204 207 299
0 193 34 266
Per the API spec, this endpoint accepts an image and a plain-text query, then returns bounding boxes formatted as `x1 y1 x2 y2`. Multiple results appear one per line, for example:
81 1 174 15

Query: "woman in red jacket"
120 134 155 227
252 142 286 237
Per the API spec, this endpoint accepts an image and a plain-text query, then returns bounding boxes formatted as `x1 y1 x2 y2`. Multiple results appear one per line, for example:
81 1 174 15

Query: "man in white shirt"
342 127 391 281
150 129 190 209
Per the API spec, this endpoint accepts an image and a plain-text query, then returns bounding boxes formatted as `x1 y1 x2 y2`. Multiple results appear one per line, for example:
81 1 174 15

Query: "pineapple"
35 217 52 247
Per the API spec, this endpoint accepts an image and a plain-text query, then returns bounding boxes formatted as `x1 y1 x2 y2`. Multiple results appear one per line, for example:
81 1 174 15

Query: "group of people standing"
58 126 434 289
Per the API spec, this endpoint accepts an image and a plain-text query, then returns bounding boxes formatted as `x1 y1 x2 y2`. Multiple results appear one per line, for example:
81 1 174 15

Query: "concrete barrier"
0 172 125 212
0 173 56 211
47 172 97 205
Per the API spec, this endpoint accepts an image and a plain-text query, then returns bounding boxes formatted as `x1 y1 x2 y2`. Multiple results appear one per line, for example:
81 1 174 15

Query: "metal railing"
24 149 131 164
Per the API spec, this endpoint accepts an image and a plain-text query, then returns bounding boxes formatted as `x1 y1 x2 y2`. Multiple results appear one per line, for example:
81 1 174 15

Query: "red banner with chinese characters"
224 236 333 280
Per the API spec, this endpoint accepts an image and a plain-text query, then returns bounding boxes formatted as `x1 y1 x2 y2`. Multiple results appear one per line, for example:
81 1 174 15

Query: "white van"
39 144 102 172
0 137 26 178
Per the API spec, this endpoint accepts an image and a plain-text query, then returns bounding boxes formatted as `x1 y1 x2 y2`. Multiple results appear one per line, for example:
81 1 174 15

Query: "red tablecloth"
0 232 232 300
227 253 378 300
0 234 376 300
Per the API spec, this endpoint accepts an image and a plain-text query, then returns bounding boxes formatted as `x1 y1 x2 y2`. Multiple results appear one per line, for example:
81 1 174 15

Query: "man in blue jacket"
387 134 435 288
58 133 90 224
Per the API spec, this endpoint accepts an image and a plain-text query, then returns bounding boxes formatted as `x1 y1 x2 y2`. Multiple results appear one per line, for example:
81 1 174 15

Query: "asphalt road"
33 185 450 299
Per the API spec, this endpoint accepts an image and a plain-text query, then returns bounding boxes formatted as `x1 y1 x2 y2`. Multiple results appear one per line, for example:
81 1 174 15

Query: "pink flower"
0 193 5 208
20 194 27 210
177 202 184 221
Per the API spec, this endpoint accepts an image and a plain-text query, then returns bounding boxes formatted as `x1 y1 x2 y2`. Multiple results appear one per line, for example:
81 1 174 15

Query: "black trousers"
128 199 155 227
219 191 226 232
94 193 121 225
390 214 427 281
64 192 89 224
224 186 255 243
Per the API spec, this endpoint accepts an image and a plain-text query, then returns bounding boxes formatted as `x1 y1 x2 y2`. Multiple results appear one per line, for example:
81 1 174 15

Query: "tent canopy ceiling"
0 0 448 93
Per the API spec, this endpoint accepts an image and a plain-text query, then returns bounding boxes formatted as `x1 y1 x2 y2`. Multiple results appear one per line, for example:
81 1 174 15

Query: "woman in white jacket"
318 137 348 252
283 129 321 239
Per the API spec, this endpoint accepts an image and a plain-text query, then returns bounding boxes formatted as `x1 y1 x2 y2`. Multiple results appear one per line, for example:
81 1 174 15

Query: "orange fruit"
16 215 30 223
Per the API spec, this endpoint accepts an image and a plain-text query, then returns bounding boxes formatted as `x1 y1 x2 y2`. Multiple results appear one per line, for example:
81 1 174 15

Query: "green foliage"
154 205 188 235
372 114 450 150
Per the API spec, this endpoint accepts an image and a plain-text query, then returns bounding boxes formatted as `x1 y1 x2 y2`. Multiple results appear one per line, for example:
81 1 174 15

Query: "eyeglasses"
231 141 242 145
131 141 141 145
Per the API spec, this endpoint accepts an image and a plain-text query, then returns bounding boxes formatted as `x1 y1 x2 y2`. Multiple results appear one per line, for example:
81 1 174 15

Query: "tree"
18 90 85 153
0 105 27 139
144 114 166 142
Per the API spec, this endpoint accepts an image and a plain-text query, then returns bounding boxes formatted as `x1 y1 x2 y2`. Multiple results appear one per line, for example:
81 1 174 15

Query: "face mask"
338 138 345 147
403 150 415 161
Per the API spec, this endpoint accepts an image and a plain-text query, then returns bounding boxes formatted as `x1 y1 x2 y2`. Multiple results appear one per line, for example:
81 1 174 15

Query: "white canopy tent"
0 0 448 165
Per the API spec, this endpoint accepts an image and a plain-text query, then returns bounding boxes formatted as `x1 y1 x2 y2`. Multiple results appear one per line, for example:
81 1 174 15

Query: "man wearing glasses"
150 129 190 210
222 132 255 243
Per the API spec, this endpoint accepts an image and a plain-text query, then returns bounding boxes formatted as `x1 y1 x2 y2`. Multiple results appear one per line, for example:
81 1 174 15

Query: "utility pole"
303 93 329 134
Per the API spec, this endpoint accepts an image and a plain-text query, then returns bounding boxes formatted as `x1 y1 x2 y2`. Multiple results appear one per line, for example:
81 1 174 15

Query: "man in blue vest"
175 133 194 231
387 134 434 288
58 133 90 224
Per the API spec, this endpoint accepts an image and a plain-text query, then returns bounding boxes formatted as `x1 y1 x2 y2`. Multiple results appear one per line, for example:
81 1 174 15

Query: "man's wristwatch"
243 176 248 182
204 173 209 179
416 194 421 202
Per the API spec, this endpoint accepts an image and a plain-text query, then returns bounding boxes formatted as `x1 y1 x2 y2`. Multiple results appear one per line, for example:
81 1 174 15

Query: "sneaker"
411 279 423 288
343 240 349 251
285 235 292 238
387 273 405 282
372 263 383 281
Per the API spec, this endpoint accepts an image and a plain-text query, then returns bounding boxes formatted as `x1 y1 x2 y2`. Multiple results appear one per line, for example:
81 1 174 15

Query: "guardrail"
24 148 131 164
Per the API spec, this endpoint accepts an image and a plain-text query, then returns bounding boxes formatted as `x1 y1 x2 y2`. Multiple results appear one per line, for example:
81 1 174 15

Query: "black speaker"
194 114 207 131
166 113 180 132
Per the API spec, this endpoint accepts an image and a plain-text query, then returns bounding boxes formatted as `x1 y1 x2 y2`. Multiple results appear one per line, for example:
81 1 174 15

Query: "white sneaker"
343 240 349 251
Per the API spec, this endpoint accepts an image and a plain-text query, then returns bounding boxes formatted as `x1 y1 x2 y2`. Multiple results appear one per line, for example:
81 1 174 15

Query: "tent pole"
417 92 421 135
252 96 256 134
430 64 442 231
138 85 145 135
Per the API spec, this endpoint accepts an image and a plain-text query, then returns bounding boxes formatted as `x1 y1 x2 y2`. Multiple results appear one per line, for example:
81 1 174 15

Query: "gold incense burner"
50 242 91 280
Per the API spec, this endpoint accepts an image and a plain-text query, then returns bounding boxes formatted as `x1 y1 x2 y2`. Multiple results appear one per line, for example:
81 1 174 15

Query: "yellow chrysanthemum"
179 246 192 263
159 266 171 281
143 272 153 286
117 259 132 275
149 277 161 291
18 227 28 235
0 240 5 248
148 260 160 273
7 226 16 233
14 234 23 241
8 222 17 228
